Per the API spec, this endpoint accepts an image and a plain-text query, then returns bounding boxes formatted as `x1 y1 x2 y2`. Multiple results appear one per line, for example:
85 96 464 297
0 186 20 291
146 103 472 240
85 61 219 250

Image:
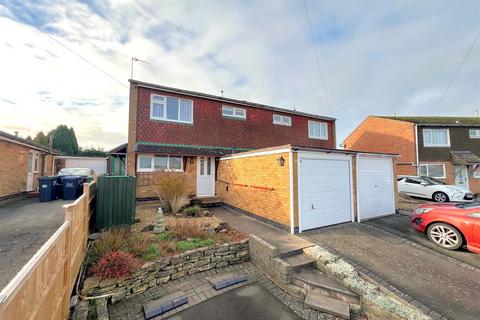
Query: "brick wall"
344 116 417 175
217 152 291 228
136 156 197 198
0 140 51 198
127 84 138 175
134 85 335 150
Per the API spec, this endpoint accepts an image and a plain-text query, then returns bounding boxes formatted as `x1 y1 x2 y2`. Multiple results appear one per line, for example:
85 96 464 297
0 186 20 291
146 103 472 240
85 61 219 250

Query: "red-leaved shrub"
90 251 141 280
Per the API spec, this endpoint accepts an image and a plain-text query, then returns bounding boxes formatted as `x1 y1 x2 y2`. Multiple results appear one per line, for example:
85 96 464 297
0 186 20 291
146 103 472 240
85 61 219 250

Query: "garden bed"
81 239 249 303
80 209 248 304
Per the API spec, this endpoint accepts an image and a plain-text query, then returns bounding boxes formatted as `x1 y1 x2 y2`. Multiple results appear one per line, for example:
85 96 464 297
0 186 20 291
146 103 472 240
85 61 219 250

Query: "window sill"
222 115 246 121
423 145 450 148
308 136 328 140
149 117 194 125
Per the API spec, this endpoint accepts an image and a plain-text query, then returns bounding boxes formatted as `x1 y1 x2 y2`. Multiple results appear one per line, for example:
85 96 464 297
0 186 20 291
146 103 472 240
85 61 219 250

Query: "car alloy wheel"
433 192 448 203
427 223 462 250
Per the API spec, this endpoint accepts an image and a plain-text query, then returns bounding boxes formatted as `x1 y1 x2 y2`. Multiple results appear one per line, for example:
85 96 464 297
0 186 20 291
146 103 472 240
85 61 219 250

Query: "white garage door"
65 157 107 174
356 156 395 221
298 155 353 232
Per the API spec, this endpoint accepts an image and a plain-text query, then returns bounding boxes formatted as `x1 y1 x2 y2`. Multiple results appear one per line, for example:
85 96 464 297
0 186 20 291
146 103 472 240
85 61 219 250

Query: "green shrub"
176 238 214 251
143 244 160 261
157 231 174 241
92 227 130 257
183 205 202 217
155 172 189 213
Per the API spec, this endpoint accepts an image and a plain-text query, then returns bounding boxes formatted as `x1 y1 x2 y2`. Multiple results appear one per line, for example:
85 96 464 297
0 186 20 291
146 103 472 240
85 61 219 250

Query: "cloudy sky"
0 0 479 150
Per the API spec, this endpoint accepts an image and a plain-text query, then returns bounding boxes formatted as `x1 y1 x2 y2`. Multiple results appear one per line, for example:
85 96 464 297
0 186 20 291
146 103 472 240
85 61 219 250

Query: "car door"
401 177 428 198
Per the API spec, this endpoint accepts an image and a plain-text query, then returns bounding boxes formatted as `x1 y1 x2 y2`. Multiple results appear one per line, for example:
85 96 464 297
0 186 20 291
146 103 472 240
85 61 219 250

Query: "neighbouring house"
127 80 337 199
0 130 63 201
344 116 480 193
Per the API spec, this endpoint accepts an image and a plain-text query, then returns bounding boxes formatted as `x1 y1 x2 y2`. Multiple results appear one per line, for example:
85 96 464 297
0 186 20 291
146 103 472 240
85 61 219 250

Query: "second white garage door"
356 155 395 221
298 153 353 232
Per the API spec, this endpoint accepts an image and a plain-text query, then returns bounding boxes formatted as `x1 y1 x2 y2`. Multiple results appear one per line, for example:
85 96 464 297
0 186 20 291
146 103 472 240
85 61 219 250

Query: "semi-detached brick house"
344 116 480 193
0 130 62 201
127 80 337 199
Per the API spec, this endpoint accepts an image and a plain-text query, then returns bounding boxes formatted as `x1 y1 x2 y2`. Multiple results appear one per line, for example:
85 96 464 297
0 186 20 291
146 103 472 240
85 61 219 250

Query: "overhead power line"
434 30 480 110
5 4 128 89
303 0 329 108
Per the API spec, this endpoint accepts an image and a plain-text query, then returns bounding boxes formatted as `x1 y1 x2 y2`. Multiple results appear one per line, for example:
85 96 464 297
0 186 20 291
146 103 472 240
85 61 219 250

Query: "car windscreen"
58 168 91 176
423 177 446 185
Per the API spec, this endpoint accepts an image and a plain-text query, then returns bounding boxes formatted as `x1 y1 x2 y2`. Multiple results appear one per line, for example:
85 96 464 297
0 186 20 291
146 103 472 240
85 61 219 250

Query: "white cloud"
0 0 478 149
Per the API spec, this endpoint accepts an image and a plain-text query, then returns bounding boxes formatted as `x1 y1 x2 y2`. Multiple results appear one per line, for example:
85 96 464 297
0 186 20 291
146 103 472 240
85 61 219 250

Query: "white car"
397 176 474 203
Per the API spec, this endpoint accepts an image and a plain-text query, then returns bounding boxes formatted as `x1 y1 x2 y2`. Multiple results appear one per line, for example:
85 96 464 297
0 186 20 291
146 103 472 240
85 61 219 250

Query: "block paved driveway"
301 217 480 320
0 198 70 290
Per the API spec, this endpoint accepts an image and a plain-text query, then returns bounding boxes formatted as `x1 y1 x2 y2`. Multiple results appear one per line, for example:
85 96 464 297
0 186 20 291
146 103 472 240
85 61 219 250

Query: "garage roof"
220 144 398 159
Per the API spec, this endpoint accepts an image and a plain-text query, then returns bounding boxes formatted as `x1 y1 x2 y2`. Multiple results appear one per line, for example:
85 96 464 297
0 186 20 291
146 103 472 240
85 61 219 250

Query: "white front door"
454 165 469 190
298 153 353 232
356 156 395 221
196 156 215 197
26 151 35 191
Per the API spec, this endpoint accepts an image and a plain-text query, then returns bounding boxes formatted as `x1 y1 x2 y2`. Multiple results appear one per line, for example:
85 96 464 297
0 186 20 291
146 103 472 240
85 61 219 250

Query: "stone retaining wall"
81 239 249 304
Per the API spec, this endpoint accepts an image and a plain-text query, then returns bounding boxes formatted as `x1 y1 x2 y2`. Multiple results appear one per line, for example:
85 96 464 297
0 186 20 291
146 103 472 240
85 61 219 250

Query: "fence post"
63 206 73 318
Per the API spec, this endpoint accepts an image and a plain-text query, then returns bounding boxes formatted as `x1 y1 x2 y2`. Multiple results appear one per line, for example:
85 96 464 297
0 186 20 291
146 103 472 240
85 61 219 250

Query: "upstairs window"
222 106 246 119
150 94 193 124
308 120 328 140
423 129 450 147
469 129 480 139
273 114 292 126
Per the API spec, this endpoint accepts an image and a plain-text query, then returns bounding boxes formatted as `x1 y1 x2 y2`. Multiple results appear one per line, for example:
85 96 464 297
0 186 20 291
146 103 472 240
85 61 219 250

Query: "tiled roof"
451 151 480 165
379 116 480 126
0 130 64 154
130 79 336 121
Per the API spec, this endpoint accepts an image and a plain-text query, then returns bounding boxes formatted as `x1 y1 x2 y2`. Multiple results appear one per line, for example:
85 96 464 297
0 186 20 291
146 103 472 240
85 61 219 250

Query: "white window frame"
137 154 184 172
469 129 480 139
28 151 39 173
222 105 246 119
150 94 193 124
474 166 480 178
273 114 292 126
418 164 446 179
422 128 450 147
308 120 328 140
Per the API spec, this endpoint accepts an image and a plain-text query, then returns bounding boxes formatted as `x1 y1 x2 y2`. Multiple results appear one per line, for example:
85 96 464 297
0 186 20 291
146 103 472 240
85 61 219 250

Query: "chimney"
14 131 18 137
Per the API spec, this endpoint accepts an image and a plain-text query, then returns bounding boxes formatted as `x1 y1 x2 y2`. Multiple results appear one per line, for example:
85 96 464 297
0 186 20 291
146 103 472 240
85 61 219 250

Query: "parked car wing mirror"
420 182 428 186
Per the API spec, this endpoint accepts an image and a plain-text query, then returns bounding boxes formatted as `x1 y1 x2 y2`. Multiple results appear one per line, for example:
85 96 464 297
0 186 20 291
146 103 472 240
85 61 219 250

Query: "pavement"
212 207 312 254
0 198 70 290
302 219 480 320
165 283 300 320
109 263 340 320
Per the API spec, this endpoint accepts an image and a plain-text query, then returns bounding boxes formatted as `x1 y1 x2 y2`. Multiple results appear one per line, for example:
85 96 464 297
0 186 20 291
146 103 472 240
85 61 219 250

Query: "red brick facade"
134 85 336 150
344 116 417 176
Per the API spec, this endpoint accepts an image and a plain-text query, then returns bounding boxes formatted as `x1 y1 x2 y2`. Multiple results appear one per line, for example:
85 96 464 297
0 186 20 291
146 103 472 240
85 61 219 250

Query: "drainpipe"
289 150 295 234
414 124 419 174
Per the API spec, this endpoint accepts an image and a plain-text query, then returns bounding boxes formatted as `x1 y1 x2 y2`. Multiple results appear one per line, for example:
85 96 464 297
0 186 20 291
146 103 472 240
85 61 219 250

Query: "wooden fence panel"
0 181 96 320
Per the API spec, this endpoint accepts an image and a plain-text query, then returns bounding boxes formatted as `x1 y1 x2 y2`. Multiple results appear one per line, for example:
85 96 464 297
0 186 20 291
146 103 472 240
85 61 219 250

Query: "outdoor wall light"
276 156 285 167
188 157 194 164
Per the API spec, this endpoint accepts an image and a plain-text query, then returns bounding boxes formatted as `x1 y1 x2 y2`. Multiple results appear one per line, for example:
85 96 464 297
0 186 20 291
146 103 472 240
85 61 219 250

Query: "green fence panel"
96 175 136 229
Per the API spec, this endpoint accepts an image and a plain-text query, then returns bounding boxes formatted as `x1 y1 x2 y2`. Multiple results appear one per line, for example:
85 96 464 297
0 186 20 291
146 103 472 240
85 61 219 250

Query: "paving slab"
212 206 313 254
305 292 350 319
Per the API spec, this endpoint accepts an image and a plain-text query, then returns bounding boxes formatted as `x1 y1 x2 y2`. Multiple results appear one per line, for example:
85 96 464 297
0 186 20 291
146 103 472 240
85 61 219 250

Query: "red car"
411 202 480 253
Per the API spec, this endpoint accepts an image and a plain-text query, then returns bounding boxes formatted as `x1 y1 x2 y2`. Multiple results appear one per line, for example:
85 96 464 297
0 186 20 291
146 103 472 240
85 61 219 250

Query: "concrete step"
278 247 306 259
305 292 350 319
292 269 359 305
282 254 315 271
192 196 223 207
